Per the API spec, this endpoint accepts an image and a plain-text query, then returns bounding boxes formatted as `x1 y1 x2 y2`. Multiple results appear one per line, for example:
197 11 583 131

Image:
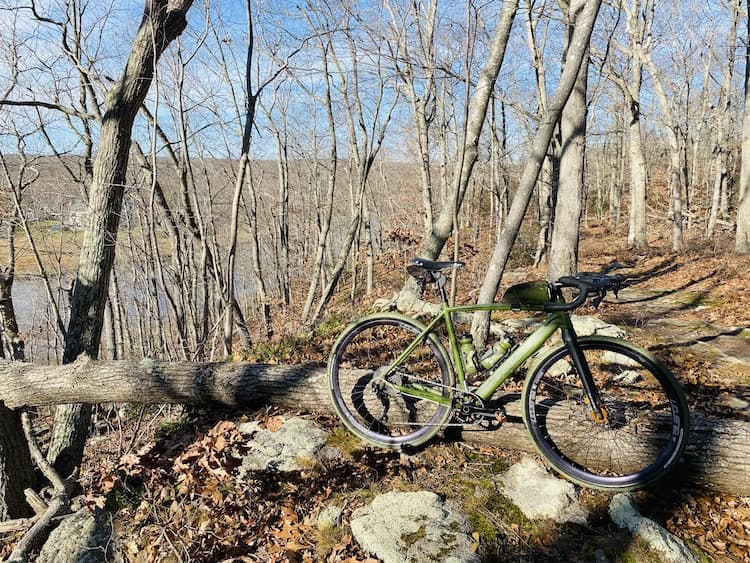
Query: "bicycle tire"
328 314 454 449
522 336 689 490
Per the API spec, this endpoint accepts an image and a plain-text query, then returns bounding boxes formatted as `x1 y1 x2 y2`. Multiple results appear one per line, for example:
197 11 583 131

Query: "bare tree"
385 0 439 235
547 0 589 281
605 0 652 250
471 0 602 349
525 0 559 268
47 0 195 479
737 0 750 254
300 37 339 324
308 3 399 324
707 0 741 239
420 0 519 261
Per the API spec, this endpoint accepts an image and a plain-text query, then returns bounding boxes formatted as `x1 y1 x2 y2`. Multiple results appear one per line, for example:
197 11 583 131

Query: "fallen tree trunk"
1 357 748 495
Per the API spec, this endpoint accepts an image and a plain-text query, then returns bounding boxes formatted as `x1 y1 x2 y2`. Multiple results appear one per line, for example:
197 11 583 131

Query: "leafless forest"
0 0 747 364
1 0 750 556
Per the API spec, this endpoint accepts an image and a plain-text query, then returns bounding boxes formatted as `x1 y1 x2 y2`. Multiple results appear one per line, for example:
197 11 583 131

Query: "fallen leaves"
84 412 405 562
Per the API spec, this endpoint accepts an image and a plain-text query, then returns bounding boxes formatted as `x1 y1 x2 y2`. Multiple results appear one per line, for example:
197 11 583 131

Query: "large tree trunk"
547 0 588 282
47 0 194 479
0 358 748 495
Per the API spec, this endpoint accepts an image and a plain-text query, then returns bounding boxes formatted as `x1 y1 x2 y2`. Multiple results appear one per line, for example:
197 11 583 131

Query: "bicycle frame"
380 290 611 419
384 300 577 406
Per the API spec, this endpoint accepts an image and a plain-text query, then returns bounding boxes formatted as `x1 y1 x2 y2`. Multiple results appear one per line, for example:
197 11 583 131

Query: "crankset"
452 392 507 429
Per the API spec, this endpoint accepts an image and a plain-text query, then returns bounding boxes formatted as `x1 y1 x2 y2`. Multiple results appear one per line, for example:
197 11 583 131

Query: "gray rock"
602 350 641 367
350 491 479 563
572 315 626 338
609 493 697 563
37 508 122 563
612 369 642 384
500 318 543 332
721 394 749 411
318 505 343 529
235 416 328 474
498 457 588 524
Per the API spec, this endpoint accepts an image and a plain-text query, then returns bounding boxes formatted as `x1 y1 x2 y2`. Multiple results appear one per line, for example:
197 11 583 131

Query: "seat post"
436 272 449 304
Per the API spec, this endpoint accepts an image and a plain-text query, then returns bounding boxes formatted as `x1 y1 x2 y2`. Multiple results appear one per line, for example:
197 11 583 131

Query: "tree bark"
0 406 33 520
0 358 748 495
547 0 588 281
736 0 750 254
47 0 194 479
471 0 601 349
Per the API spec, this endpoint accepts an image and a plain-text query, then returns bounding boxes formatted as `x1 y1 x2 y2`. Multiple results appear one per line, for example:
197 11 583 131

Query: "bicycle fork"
560 324 608 424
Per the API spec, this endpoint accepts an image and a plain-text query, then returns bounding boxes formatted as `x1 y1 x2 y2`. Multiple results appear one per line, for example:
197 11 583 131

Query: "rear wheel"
522 338 689 490
328 315 454 449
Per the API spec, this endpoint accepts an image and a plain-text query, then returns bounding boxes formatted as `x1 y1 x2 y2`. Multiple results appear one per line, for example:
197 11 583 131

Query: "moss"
401 524 427 544
154 413 191 440
326 426 363 458
313 313 348 338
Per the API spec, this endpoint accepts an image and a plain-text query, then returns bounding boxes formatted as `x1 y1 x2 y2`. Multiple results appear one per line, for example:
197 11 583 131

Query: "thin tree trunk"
708 0 740 239
419 0 518 261
471 0 601 349
302 40 338 324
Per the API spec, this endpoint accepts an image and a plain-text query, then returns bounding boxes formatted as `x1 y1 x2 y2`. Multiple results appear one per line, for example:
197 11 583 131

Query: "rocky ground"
2 229 749 561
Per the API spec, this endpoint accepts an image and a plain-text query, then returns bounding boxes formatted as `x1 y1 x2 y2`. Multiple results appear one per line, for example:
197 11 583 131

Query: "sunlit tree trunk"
548 0 588 281
47 0 194 479
471 0 602 349
707 0 740 239
737 0 750 253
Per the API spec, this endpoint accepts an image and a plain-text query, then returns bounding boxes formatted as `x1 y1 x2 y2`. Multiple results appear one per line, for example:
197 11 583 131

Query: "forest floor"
3 223 750 562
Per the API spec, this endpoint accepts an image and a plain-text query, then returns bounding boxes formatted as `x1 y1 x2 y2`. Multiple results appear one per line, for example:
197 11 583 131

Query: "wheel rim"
329 318 452 447
526 341 686 488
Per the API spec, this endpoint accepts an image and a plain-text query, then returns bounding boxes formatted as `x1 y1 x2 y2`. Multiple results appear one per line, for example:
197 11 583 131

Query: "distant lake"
12 276 68 362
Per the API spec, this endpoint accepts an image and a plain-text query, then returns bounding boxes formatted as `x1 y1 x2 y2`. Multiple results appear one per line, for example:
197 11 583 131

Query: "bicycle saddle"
411 258 465 271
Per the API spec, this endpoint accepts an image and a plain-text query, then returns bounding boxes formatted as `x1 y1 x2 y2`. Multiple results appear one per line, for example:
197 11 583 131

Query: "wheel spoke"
525 340 688 490
329 317 453 448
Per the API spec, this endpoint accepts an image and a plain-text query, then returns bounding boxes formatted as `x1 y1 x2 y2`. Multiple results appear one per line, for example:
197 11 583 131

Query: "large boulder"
350 491 479 563
498 457 588 524
235 416 330 474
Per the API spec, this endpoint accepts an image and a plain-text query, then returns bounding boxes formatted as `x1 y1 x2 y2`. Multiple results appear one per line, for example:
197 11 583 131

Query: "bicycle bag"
501 281 553 307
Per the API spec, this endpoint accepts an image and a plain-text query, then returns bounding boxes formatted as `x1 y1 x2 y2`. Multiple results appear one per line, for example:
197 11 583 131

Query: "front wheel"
328 315 454 449
522 337 689 490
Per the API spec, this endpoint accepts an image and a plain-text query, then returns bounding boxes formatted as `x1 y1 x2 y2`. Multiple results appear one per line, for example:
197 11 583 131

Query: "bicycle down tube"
384 302 573 406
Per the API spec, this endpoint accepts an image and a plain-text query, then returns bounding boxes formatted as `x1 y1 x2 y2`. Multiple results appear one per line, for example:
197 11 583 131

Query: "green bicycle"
328 258 689 490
